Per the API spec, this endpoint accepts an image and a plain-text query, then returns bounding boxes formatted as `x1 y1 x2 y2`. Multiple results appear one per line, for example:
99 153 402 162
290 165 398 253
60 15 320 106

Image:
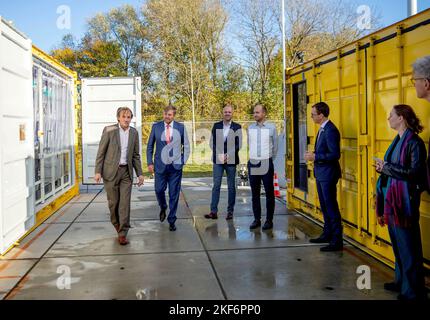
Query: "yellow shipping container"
286 9 430 269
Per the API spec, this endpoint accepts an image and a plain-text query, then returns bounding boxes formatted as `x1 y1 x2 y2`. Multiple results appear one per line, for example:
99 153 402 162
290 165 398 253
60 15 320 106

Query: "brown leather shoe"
204 212 218 219
118 236 129 245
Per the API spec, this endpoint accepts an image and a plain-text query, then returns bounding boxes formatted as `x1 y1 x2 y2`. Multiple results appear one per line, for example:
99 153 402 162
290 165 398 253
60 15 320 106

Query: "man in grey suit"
95 107 145 245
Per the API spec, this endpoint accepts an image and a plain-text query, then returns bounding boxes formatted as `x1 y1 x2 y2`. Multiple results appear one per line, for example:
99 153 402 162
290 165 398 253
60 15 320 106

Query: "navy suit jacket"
314 120 341 182
146 121 190 173
210 121 242 165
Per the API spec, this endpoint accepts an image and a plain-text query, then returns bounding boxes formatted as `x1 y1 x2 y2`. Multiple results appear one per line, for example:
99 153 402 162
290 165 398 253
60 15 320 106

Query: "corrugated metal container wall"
80 77 142 185
0 34 80 255
0 17 34 254
286 9 430 268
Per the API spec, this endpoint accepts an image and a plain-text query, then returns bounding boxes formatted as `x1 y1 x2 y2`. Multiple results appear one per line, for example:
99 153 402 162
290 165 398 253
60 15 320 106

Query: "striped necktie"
166 124 171 144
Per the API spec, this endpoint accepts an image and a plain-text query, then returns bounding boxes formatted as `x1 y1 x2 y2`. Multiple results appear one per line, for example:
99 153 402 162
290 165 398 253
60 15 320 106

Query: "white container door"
81 77 142 184
0 18 34 254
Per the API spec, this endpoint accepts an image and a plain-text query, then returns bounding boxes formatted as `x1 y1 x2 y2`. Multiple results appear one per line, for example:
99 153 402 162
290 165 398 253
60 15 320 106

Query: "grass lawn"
183 163 213 177
141 163 213 178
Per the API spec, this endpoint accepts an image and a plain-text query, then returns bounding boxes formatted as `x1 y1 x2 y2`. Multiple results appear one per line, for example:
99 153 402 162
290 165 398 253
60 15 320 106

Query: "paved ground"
0 178 398 300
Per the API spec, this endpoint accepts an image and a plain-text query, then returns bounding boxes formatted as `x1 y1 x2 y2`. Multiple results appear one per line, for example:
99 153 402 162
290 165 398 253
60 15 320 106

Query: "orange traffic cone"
274 172 281 198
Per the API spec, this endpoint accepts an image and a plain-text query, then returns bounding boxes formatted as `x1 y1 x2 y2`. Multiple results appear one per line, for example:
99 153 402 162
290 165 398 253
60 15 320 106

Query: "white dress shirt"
316 119 329 145
248 121 278 160
119 125 130 165
223 121 231 141
164 121 174 142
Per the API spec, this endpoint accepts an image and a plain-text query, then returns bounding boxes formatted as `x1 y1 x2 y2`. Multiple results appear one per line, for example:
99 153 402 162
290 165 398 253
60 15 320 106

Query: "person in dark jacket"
205 104 242 220
305 102 343 252
146 105 190 232
375 104 427 300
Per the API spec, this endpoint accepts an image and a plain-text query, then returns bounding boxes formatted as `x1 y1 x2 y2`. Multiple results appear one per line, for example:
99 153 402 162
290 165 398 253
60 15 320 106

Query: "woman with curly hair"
375 104 428 300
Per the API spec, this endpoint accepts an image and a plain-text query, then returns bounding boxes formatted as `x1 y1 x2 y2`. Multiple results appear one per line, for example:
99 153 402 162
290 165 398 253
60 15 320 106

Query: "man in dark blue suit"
147 105 190 231
304 102 343 251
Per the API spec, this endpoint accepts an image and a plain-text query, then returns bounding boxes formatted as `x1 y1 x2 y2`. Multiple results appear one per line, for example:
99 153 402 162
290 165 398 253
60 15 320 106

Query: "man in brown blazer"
94 107 144 245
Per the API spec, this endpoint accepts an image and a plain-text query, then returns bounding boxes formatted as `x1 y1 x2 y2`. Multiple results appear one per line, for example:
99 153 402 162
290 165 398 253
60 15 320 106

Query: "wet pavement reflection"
1 178 398 300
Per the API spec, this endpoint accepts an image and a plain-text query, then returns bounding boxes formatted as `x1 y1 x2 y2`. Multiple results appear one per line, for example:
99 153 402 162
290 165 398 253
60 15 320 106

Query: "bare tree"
143 0 231 118
279 0 381 67
233 0 280 104
231 0 381 117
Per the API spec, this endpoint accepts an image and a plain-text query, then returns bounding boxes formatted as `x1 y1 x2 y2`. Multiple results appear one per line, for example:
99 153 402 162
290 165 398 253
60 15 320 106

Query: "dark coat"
314 120 341 182
210 121 242 165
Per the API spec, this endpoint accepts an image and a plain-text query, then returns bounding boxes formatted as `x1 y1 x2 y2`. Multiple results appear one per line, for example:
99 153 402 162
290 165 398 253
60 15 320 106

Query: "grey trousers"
104 166 132 237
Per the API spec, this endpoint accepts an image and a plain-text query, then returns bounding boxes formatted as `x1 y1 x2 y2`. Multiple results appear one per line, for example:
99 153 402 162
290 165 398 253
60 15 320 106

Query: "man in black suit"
304 102 343 251
205 104 242 220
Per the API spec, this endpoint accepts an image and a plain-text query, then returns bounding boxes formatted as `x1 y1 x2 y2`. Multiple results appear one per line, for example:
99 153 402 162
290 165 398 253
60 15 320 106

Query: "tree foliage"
52 34 127 77
51 0 379 122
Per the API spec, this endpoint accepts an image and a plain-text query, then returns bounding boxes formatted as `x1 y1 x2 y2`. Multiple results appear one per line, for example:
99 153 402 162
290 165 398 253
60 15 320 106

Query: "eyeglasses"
310 113 320 117
410 77 427 85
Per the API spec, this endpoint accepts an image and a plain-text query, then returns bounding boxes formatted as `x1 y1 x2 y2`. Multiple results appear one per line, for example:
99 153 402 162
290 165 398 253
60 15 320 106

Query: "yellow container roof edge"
32 44 77 80
287 8 430 75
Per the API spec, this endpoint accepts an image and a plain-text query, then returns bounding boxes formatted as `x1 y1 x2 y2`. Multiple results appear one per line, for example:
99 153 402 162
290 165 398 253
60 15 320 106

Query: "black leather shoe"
384 282 401 292
309 236 330 243
262 220 273 230
320 244 343 252
204 212 218 219
160 209 166 222
226 212 233 220
249 220 261 230
169 223 176 231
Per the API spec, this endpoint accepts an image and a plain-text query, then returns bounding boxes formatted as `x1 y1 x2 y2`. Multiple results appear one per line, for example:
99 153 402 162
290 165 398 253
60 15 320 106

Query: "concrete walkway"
0 178 397 300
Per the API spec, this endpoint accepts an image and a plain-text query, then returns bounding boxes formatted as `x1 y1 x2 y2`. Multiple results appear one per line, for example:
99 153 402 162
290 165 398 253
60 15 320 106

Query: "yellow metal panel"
32 45 76 78
35 184 79 225
286 8 430 268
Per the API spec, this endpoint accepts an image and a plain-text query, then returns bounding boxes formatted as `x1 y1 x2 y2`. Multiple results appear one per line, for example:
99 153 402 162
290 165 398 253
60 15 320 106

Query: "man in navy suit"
304 102 343 251
147 105 190 231
205 104 242 220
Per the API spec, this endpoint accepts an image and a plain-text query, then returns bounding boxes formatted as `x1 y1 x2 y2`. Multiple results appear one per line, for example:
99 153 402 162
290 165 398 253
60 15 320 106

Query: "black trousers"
248 158 275 221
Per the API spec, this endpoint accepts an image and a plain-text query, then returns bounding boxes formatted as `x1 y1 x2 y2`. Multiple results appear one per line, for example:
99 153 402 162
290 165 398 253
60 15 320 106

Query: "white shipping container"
81 77 142 184
0 17 35 254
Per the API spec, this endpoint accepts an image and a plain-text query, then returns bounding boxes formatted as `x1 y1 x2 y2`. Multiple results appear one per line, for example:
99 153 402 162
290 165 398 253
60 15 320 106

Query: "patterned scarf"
376 129 414 227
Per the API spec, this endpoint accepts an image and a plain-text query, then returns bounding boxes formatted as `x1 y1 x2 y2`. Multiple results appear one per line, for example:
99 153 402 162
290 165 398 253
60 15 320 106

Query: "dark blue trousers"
388 222 426 299
316 179 343 245
210 164 237 214
248 159 275 221
154 164 183 225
